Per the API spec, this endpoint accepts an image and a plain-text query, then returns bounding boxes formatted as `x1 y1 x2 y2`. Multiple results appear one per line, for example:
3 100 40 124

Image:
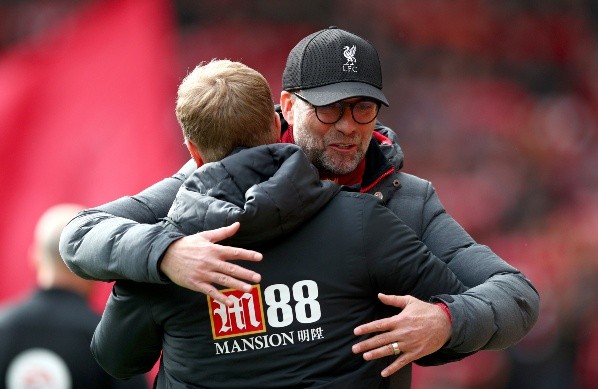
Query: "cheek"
293 105 337 141
292 107 310 131
291 104 312 128
305 123 331 142
359 127 375 143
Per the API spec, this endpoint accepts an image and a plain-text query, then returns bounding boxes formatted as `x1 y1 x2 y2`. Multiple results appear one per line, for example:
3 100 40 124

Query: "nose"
334 106 357 135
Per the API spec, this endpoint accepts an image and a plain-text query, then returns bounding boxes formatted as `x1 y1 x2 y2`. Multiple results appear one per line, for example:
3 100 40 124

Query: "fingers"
354 316 395 336
217 243 263 263
381 354 410 378
361 341 401 361
206 263 261 292
200 223 263 262
377 293 410 309
216 259 262 284
352 330 395 354
199 284 236 307
181 263 260 306
174 252 262 294
352 338 412 377
353 295 412 336
199 222 241 242
206 241 263 287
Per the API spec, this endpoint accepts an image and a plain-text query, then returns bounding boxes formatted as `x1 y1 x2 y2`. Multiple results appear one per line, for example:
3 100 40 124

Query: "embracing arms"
59 160 262 305
362 174 540 370
60 157 539 377
415 181 539 353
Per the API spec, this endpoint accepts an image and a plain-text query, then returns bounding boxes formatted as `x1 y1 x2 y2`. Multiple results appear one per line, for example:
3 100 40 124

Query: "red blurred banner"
0 0 184 310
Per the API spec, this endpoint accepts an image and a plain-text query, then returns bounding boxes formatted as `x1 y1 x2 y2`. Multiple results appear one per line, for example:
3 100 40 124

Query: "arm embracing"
92 281 163 379
59 160 194 282
434 244 539 352
60 211 184 282
418 184 539 359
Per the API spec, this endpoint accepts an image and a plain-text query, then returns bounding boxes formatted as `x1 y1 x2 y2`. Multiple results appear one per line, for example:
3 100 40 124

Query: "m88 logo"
208 280 321 340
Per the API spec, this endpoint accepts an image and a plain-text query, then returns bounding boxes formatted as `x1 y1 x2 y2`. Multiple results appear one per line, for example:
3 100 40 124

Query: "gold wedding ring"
390 342 400 356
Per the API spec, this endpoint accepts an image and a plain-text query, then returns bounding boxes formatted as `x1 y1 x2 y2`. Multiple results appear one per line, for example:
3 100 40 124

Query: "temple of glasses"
293 93 381 124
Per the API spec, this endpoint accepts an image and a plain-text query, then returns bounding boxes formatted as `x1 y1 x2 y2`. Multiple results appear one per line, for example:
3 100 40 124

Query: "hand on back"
352 294 452 377
160 222 263 306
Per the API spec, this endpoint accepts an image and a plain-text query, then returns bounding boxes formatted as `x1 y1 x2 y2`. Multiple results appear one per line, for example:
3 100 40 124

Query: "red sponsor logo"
208 285 267 340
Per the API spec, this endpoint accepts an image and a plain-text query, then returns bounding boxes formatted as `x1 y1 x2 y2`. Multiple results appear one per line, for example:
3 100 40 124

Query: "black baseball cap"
282 26 389 107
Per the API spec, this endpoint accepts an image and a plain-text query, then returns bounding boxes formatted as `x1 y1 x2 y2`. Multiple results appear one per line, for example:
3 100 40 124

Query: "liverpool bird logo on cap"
343 45 357 73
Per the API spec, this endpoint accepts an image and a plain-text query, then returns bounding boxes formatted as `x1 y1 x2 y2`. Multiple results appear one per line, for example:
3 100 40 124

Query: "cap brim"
299 81 389 107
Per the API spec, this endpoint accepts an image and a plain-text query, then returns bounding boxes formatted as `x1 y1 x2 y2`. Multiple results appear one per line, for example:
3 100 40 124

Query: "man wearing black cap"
60 27 539 387
278 26 537 379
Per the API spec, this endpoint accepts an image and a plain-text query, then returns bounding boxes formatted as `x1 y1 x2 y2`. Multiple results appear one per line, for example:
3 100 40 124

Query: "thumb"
198 222 241 243
378 293 410 309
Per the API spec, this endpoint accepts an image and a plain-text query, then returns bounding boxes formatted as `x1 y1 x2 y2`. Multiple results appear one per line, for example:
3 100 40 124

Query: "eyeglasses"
293 93 381 125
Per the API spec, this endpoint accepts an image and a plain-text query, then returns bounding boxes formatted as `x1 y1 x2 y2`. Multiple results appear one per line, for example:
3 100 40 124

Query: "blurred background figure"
0 204 149 389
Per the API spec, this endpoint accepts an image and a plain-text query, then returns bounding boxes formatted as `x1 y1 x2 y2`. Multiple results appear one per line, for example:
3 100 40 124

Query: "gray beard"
295 133 365 175
291 105 367 175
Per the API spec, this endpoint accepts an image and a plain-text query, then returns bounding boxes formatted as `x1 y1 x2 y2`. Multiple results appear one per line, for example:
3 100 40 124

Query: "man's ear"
185 139 204 168
280 91 294 126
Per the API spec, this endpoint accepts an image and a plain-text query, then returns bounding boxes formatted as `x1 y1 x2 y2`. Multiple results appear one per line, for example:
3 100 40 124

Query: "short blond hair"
176 59 277 162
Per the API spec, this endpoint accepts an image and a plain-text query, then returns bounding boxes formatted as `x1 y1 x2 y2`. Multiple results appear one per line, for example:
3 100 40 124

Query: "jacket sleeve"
362 200 468 299
91 281 162 379
406 179 540 364
59 160 195 283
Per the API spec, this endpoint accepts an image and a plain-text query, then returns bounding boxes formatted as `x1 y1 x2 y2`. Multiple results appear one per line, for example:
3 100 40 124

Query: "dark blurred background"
1 1 597 388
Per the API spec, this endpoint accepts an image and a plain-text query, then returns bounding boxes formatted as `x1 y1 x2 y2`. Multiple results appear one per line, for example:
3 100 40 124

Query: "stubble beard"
294 123 368 176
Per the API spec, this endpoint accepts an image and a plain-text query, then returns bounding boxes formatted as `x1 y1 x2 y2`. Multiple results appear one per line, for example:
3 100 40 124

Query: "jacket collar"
166 144 340 246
